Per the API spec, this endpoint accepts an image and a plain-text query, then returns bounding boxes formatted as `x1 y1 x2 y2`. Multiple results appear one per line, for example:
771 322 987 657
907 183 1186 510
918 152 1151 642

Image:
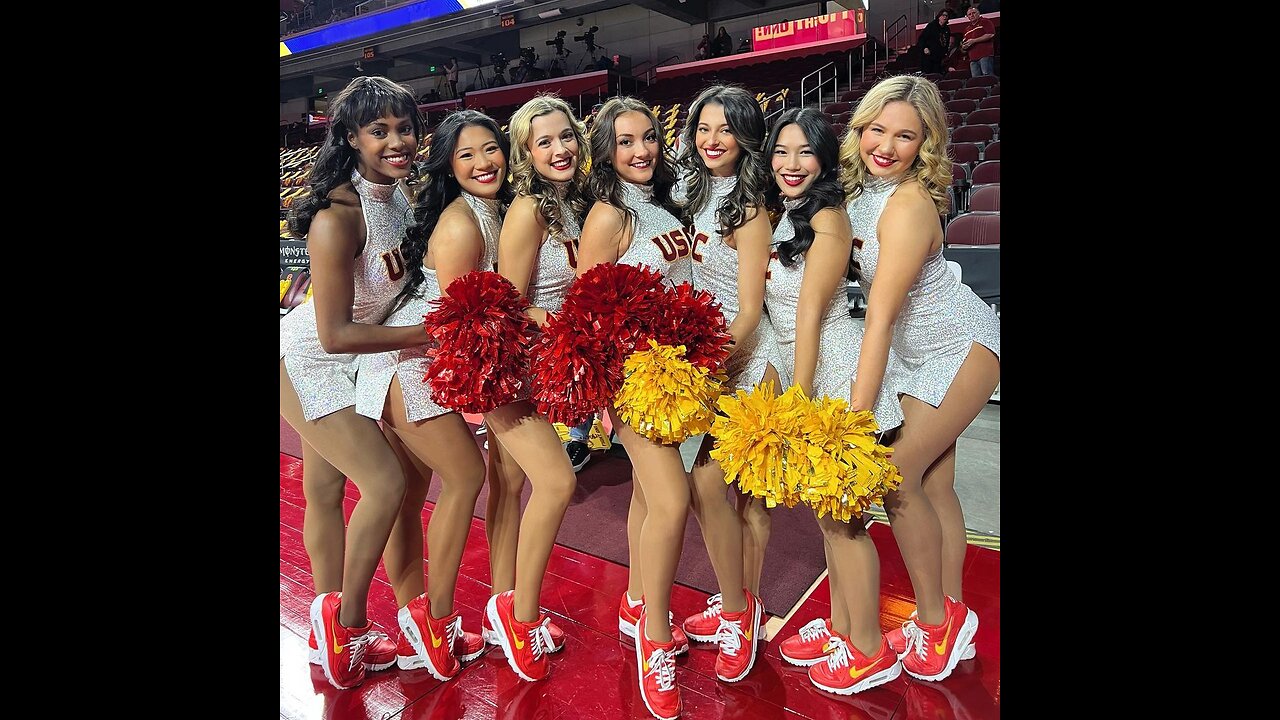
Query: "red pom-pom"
422 270 538 414
560 263 669 358
649 282 733 374
528 263 670 425
529 311 623 425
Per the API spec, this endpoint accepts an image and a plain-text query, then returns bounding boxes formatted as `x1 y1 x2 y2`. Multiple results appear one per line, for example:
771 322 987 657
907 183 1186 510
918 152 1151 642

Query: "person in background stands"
960 5 997 77
915 9 953 75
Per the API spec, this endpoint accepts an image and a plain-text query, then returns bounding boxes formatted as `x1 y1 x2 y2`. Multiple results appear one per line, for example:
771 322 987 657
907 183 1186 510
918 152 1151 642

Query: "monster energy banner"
280 238 309 273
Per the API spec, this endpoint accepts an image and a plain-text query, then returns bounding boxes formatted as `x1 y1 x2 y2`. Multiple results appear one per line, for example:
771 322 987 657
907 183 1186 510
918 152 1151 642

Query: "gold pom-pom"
616 339 722 445
709 382 811 508
795 395 901 523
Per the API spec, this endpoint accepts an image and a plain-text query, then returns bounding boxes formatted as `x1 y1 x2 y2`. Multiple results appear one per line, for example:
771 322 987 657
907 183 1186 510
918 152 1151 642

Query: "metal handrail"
799 61 838 110
640 54 682 83
883 13 908 49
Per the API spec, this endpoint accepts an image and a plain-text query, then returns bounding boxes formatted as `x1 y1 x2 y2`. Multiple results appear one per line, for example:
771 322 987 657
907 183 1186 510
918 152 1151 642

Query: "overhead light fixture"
537 8 563 19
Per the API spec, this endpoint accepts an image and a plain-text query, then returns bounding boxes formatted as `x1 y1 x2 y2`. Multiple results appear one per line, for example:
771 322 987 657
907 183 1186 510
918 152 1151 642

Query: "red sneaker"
807 633 901 695
619 594 689 655
779 618 835 667
901 596 978 682
308 623 400 672
714 590 762 683
485 604 566 653
487 590 555 682
887 605 974 661
635 607 682 720
681 593 723 642
310 592 374 690
397 594 462 681
395 623 485 669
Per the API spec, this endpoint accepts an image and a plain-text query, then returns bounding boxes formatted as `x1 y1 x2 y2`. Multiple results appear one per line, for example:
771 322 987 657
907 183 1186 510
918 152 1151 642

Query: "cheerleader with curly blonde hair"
839 74 1000 683
481 94 591 682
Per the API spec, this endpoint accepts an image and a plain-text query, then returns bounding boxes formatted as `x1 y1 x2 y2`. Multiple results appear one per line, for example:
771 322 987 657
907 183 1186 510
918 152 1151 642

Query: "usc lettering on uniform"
381 247 406 281
689 231 708 262
651 228 693 262
562 239 578 269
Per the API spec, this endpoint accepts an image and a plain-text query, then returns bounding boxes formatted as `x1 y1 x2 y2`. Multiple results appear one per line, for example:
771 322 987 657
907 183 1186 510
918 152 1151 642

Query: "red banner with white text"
751 9 867 51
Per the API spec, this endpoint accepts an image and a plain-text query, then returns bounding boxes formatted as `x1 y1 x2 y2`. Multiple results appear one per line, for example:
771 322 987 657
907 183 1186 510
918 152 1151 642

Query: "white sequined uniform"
355 192 502 422
848 178 999 408
681 174 788 391
279 170 412 421
524 180 582 314
764 200 903 431
612 181 693 285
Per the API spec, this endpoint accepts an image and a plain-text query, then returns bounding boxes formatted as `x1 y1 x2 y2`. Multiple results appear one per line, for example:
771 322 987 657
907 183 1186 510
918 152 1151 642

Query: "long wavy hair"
287 76 425 238
395 109 512 306
586 96 679 220
678 85 769 237
839 75 951 216
765 107 845 267
507 94 590 242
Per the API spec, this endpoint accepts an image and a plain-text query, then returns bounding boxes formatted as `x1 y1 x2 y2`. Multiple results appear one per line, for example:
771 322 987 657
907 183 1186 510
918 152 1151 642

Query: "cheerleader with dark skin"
280 76 451 691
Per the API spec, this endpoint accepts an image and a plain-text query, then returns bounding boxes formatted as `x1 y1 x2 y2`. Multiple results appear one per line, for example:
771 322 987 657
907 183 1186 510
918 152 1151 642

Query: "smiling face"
612 110 659 184
858 100 924 181
451 124 506 198
348 113 417 184
771 122 822 199
528 110 578 182
694 102 740 178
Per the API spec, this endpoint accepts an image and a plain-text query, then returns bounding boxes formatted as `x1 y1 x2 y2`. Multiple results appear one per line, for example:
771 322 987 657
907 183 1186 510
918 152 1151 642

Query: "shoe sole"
811 659 902 696
716 597 763 683
780 649 829 667
310 594 363 690
308 643 407 671
571 457 590 472
634 619 681 720
903 609 978 682
486 595 545 683
397 608 458 682
397 645 484 670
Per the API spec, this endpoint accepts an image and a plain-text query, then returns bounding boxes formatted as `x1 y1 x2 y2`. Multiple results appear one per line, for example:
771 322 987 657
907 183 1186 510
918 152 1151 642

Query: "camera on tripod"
490 51 508 71
519 47 537 64
545 30 570 56
574 26 599 52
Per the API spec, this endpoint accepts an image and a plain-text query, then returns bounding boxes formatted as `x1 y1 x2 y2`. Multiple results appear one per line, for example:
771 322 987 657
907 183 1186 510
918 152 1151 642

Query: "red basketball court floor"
280 453 1000 720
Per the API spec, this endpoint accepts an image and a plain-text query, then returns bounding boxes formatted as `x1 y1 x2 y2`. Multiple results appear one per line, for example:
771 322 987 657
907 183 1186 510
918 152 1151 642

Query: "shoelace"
824 635 853 672
345 632 373 672
902 621 929 661
896 618 916 654
716 615 744 658
644 646 677 692
528 617 554 661
798 618 831 643
701 593 724 619
445 616 464 650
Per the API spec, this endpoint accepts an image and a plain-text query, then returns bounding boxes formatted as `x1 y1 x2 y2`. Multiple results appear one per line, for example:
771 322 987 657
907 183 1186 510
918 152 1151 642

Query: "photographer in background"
445 56 459 98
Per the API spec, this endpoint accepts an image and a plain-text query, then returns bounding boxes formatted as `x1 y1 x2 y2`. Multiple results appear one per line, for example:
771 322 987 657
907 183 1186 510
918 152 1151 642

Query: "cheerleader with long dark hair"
763 107 905 696
354 108 512 684
673 84 783 683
